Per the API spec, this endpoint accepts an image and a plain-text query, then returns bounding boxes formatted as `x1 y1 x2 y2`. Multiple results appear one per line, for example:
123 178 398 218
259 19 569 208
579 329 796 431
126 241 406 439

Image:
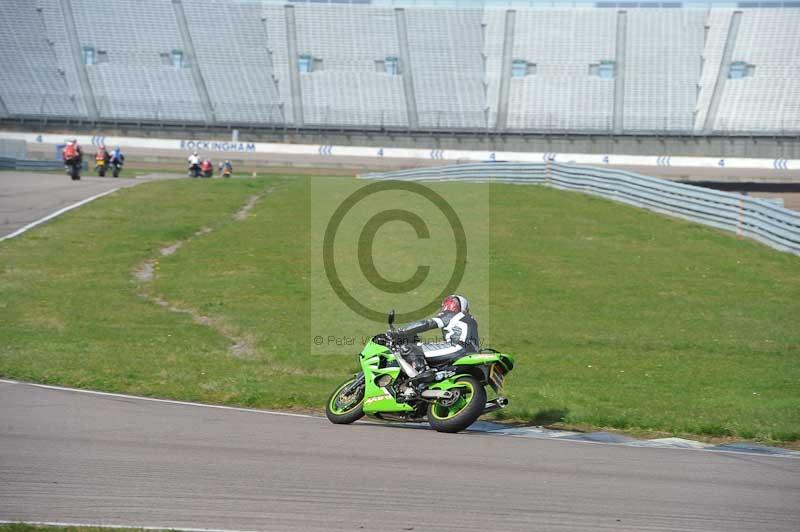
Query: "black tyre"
325 375 365 424
427 375 486 433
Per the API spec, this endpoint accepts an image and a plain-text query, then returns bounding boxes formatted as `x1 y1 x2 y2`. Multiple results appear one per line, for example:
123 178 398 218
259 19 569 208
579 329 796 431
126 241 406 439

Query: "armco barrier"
0 157 68 171
359 162 800 256
0 138 26 159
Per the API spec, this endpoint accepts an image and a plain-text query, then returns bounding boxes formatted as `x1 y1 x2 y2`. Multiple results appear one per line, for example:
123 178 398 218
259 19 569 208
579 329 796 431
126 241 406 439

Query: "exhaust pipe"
482 397 508 414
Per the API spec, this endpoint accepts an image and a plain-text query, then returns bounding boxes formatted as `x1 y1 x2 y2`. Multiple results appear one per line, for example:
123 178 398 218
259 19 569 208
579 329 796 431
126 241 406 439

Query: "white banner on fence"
0 130 797 171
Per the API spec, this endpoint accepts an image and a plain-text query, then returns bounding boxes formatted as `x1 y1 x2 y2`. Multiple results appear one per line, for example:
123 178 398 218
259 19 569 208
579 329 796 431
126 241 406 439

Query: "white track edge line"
0 519 257 532
0 379 320 419
0 187 120 242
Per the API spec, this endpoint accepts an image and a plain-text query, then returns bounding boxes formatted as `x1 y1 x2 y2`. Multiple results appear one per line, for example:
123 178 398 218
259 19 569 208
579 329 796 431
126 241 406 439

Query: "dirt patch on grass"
233 184 282 221
133 260 156 282
132 188 276 358
234 195 261 221
159 241 183 257
133 227 211 282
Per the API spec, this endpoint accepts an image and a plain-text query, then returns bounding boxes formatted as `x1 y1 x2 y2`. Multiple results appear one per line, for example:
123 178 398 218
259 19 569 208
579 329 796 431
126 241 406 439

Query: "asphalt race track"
0 172 141 239
1 381 798 532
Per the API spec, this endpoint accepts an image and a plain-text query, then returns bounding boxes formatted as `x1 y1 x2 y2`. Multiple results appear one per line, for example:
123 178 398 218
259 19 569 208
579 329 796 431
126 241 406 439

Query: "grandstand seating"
0 1 75 116
507 9 617 131
1 2 798 134
293 5 408 127
623 9 706 132
184 0 283 123
71 0 204 120
713 9 800 132
405 8 487 129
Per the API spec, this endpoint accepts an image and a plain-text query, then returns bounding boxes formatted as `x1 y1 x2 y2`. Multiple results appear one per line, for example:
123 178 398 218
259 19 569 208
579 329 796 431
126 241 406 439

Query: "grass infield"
0 175 798 443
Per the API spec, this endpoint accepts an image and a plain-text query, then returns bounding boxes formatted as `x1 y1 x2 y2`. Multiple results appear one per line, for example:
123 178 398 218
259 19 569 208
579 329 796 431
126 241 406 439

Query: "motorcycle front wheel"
427 375 486 433
325 374 365 424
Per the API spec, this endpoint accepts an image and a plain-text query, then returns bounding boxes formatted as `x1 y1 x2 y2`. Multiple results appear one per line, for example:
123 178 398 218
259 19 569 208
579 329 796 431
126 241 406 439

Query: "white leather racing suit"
394 310 480 369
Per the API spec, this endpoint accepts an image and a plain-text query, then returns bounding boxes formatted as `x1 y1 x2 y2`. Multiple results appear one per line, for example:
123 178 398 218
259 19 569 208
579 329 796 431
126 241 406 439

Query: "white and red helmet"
441 294 469 314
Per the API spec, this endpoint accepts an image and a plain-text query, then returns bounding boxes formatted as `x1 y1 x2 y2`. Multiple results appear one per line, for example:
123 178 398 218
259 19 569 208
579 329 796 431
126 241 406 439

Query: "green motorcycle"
326 311 514 433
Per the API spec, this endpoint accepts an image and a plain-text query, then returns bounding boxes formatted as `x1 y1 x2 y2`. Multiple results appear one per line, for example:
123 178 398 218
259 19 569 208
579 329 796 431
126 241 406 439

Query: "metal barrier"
360 162 800 256
0 157 80 171
0 139 26 159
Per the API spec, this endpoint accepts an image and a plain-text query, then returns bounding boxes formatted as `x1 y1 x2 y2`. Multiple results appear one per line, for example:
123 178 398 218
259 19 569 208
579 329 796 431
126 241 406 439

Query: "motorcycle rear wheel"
427 375 486 433
325 375 365 424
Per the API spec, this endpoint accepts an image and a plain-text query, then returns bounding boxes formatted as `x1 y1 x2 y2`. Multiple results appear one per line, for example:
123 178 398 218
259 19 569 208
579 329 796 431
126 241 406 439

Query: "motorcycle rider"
388 295 480 388
94 144 110 175
218 159 233 177
187 151 201 177
110 146 124 165
62 138 83 180
200 158 213 178
109 146 125 177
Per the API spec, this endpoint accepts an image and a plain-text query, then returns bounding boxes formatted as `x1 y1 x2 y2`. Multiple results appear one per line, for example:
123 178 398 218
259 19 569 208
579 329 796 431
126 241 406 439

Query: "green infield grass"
0 175 798 443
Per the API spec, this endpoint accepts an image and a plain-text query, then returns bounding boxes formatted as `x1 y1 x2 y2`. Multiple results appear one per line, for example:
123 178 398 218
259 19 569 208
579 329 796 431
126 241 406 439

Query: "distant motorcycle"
95 158 107 177
65 160 81 181
219 160 233 178
201 159 213 178
189 163 201 178
111 160 123 178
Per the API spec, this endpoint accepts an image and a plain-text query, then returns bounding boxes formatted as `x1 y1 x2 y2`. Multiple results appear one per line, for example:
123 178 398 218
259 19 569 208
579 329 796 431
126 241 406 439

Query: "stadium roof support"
59 0 98 119
495 9 515 130
612 9 626 134
284 5 304 127
704 10 742 133
394 8 419 130
172 0 216 123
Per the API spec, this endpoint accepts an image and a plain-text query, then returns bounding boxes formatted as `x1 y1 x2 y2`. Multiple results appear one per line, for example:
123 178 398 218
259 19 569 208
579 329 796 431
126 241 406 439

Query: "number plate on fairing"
489 363 506 392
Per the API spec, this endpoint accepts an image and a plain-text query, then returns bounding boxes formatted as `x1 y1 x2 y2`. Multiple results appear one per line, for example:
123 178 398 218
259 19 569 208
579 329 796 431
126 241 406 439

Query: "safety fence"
0 157 78 171
360 162 800 256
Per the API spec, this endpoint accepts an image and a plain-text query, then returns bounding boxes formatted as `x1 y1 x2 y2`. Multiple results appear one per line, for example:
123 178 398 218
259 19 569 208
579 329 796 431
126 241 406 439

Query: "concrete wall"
3 119 799 159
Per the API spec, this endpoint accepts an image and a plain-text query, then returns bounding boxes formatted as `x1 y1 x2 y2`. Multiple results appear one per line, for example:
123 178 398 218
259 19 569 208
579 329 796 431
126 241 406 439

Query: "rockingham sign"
179 140 256 153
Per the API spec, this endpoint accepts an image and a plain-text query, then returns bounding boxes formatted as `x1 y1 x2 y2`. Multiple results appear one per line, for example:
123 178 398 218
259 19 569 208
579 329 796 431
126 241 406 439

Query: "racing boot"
407 350 437 388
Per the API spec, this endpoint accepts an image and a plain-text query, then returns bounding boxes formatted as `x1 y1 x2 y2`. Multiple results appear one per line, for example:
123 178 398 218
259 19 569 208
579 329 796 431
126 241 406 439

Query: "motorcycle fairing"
360 340 414 414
